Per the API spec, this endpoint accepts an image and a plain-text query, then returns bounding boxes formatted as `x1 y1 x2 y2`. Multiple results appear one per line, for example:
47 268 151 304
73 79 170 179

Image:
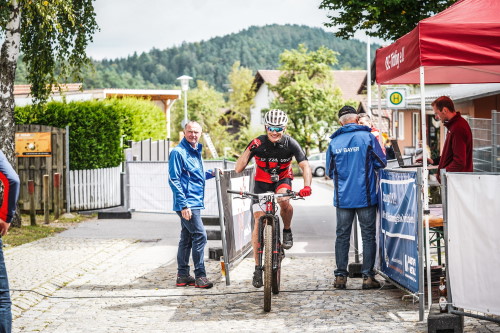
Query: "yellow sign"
387 88 407 108
15 132 52 157
390 92 403 105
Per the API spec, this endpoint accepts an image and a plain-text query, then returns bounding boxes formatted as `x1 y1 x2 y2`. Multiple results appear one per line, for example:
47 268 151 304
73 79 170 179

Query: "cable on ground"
9 285 391 300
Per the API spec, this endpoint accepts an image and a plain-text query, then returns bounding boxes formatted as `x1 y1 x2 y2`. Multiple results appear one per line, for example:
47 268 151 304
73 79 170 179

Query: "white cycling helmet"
264 109 288 127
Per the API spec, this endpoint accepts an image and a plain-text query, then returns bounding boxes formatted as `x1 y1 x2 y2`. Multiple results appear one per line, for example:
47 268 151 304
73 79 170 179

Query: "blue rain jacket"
326 124 386 208
168 138 214 211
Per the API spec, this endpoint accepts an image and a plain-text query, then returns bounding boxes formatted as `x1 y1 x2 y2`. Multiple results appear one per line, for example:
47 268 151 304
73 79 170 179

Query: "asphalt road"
11 177 497 332
60 177 338 255
286 177 338 257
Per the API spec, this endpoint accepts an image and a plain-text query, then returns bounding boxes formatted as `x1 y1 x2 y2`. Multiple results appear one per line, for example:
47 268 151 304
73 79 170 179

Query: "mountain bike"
227 189 303 312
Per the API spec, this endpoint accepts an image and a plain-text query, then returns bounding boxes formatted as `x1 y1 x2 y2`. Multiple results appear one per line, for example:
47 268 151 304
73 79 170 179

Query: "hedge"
15 98 166 170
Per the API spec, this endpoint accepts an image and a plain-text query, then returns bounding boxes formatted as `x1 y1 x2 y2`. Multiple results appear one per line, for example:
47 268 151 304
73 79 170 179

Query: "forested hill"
26 25 379 92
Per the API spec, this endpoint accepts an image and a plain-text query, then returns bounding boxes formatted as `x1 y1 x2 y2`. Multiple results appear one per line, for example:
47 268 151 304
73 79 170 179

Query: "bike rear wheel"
263 224 273 312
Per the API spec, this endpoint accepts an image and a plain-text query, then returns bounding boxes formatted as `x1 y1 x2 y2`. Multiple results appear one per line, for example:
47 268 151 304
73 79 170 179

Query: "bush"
15 98 166 169
106 98 166 142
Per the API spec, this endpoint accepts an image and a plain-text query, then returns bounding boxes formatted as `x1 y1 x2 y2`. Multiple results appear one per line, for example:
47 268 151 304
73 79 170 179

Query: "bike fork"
257 216 264 269
273 216 281 270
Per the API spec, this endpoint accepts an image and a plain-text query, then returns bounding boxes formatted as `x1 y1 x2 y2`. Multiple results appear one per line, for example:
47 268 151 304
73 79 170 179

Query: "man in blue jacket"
0 150 21 333
169 121 215 289
326 106 386 290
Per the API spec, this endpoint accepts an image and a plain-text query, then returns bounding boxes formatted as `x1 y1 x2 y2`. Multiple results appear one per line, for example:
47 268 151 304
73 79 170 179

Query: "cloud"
88 0 335 60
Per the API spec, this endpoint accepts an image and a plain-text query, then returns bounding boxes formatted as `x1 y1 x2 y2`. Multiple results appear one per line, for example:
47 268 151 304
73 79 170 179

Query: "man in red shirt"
418 96 473 182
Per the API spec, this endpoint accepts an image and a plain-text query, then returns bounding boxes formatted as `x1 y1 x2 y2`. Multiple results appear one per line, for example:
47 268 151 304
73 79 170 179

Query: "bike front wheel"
263 224 273 312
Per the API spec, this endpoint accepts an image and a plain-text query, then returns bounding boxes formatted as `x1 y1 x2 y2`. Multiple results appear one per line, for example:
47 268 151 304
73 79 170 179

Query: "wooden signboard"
15 132 52 157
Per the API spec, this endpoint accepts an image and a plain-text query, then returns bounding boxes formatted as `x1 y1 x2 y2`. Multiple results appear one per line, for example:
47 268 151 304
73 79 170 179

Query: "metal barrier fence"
124 139 170 162
386 156 412 169
442 172 500 323
125 159 235 214
217 166 256 285
377 168 425 321
470 111 499 172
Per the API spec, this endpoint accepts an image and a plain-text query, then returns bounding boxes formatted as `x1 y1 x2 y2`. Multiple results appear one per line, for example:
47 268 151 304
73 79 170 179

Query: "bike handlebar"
227 189 303 199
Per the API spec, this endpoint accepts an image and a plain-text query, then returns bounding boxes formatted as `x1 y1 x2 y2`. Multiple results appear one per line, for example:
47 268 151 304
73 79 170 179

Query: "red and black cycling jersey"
248 134 307 183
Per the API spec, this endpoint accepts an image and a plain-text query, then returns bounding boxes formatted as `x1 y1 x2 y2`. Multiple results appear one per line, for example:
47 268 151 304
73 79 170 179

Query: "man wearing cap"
326 106 387 290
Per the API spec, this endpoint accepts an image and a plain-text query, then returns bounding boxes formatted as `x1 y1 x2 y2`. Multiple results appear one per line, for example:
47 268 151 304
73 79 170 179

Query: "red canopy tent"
376 0 500 85
374 0 500 317
374 0 500 198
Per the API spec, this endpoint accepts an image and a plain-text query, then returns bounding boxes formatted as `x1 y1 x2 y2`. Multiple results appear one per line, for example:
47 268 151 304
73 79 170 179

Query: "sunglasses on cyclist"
267 126 284 133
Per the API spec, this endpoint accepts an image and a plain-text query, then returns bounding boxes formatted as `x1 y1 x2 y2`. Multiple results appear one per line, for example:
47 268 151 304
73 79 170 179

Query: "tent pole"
366 35 372 116
377 84 383 133
420 66 432 311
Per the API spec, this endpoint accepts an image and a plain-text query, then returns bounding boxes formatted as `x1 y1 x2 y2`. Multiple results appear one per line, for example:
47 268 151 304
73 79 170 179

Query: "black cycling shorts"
252 178 292 205
253 178 292 193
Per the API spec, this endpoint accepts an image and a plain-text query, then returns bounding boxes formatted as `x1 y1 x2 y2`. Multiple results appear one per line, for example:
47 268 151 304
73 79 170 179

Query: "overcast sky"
88 0 379 60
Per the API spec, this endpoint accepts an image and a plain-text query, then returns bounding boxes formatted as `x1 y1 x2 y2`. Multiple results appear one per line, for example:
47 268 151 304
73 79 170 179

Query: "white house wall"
15 92 96 107
250 84 275 129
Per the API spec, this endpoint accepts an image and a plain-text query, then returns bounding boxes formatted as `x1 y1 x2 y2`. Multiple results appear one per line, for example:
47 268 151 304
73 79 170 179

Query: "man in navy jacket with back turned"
326 106 386 290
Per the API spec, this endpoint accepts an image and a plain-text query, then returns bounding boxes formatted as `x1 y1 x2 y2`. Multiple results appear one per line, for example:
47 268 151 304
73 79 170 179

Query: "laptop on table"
390 140 423 168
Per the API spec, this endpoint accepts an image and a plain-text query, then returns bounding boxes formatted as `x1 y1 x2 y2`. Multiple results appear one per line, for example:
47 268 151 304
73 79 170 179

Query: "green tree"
227 61 255 126
0 0 98 163
319 0 456 41
14 98 166 170
269 45 346 155
171 80 229 158
229 126 263 159
1 0 97 227
67 25 379 92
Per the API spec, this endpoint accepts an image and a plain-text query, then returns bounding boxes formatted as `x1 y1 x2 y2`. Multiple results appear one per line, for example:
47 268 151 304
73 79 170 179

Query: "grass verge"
3 225 66 247
3 213 96 248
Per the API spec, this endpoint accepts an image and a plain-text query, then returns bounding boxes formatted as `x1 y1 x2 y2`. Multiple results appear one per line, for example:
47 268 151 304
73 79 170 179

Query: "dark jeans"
0 238 12 333
335 205 377 278
176 209 207 278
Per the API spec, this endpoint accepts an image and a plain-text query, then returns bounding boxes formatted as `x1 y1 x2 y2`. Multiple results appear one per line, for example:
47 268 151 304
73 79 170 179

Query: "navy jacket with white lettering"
326 124 387 208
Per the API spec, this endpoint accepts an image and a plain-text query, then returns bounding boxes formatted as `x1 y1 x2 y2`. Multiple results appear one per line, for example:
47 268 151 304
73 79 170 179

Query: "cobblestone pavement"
5 224 499 333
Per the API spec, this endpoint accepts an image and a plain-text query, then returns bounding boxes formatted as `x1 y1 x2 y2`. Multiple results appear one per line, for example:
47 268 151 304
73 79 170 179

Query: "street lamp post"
177 75 193 128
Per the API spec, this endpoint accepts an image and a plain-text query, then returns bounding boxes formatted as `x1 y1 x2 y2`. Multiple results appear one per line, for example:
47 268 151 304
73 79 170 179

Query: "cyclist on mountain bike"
235 109 312 288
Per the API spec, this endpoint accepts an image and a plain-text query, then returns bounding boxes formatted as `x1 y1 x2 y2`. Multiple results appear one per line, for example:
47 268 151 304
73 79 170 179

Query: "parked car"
308 153 326 177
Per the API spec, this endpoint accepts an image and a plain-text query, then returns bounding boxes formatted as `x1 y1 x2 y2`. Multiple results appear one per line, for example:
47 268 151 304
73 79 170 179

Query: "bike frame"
227 190 299 270
227 189 302 312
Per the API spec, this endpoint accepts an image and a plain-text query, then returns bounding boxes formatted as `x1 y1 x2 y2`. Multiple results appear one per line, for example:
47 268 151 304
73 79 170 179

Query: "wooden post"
28 180 36 226
53 173 61 219
43 174 50 224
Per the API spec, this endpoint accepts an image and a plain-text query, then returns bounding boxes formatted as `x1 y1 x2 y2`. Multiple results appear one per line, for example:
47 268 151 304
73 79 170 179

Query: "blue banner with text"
379 170 419 293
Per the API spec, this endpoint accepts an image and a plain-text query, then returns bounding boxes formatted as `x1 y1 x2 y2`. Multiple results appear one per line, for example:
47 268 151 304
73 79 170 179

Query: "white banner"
447 173 500 315
127 161 232 215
